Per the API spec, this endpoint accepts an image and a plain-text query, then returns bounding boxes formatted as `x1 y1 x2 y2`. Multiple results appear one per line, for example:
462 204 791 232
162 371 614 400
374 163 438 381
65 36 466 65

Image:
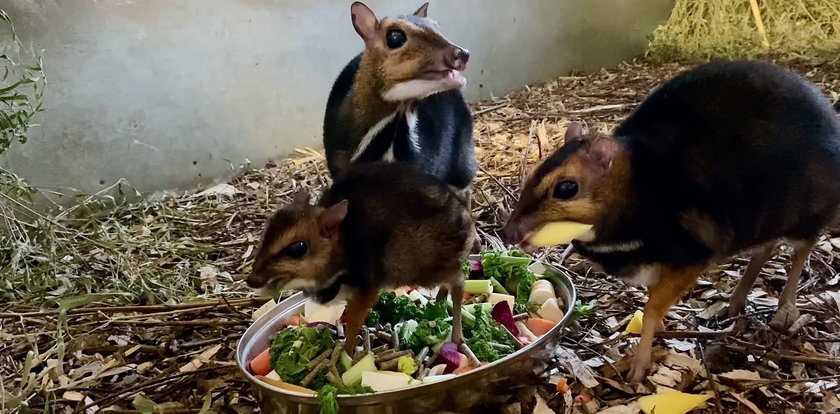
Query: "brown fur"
247 162 475 353
349 2 469 137
503 125 632 243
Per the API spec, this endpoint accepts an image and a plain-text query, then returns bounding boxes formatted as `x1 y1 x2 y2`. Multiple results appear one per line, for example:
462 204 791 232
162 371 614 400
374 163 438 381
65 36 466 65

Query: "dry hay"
1 59 840 413
648 0 840 62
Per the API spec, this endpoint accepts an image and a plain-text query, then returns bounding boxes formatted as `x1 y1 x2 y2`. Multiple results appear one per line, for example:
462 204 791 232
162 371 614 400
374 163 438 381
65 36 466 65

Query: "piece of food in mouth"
527 222 593 247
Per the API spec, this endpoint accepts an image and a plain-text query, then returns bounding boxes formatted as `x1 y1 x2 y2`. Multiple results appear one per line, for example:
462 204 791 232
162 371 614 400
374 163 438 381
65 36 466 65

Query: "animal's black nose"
245 273 265 288
458 48 470 63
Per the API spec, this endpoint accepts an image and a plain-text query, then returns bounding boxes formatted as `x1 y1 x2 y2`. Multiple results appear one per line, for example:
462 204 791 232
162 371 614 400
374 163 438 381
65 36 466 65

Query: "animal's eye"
285 241 308 258
386 29 407 49
552 181 579 200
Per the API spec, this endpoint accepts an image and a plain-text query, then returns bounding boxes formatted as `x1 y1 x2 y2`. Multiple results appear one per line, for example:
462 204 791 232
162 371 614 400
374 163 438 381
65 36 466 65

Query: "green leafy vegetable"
366 309 380 326
317 383 374 414
370 291 423 325
462 260 472 279
464 305 516 362
269 326 336 387
399 318 452 352
422 300 450 320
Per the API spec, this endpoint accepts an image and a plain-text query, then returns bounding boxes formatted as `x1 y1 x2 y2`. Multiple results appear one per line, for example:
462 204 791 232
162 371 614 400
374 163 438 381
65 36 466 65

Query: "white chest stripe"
585 240 644 254
351 112 397 162
405 110 421 153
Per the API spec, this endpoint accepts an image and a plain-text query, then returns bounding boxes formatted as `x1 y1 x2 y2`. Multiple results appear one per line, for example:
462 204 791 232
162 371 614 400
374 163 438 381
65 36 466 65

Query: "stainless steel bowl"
236 257 576 414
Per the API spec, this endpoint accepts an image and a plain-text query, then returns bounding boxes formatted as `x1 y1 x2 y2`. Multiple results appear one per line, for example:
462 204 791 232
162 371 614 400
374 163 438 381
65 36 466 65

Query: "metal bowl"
235 257 576 414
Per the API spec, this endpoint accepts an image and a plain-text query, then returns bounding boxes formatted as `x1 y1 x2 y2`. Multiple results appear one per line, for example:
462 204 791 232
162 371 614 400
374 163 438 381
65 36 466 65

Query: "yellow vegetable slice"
638 391 711 414
624 310 644 335
527 222 593 247
256 375 317 395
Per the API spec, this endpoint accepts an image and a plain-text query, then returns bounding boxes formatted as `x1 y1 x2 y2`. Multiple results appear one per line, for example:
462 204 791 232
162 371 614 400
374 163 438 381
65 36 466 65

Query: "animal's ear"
414 2 430 18
564 122 584 143
589 137 619 172
351 2 378 42
319 200 349 237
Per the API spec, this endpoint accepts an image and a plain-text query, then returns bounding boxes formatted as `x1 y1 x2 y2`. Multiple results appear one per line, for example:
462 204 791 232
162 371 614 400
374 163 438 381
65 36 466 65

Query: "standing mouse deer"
323 3 478 232
247 162 476 354
502 60 840 383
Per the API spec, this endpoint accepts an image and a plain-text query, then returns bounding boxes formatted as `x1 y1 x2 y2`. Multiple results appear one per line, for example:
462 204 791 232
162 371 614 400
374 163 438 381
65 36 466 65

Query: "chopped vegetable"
249 348 272 376
398 318 451 352
487 293 515 312
370 292 423 325
339 351 353 372
624 310 644 335
304 301 347 325
421 373 455 383
270 326 336 387
525 318 557 336
574 394 592 404
361 371 419 392
537 298 565 324
316 383 374 414
516 321 538 343
431 342 461 374
252 299 277 322
397 356 417 375
464 279 493 295
480 250 532 284
556 377 569 394
340 354 377 387
490 301 519 337
527 221 593 246
488 277 509 294
288 315 301 326
422 300 450 320
465 305 516 362
258 375 317 394
464 302 493 315
427 364 447 376
528 280 555 305
638 391 711 414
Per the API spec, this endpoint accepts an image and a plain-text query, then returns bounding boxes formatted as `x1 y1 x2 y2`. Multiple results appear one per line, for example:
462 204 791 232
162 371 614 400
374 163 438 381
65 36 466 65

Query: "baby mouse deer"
247 162 476 354
502 60 840 383
323 2 478 219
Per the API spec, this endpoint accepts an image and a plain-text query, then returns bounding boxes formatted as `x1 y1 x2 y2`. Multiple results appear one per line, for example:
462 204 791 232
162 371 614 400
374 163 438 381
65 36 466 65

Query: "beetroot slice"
431 342 461 374
469 260 483 279
490 301 520 337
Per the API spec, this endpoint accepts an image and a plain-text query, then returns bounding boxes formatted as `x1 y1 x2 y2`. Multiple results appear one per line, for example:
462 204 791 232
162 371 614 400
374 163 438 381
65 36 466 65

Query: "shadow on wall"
1 0 673 197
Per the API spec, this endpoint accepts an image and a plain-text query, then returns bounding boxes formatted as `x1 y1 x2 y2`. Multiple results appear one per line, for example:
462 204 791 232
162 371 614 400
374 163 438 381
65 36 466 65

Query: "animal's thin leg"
449 276 465 344
628 265 703 383
729 243 776 317
771 239 815 330
343 290 379 354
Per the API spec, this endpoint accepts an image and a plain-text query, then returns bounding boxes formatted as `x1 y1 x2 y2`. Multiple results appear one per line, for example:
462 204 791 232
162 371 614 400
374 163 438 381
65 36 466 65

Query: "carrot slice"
249 348 272 376
288 315 301 326
526 318 557 336
556 377 569 394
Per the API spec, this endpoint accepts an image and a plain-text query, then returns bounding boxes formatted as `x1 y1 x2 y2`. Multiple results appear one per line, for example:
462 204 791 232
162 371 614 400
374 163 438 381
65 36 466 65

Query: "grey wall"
1 0 673 195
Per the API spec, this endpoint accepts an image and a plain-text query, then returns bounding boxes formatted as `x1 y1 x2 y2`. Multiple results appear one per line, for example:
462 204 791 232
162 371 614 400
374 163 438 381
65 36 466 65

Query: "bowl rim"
235 255 576 404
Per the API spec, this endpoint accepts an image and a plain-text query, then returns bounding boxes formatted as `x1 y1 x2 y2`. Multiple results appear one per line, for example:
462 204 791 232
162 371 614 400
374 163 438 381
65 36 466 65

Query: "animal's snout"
500 220 523 245
245 272 267 289
449 47 469 71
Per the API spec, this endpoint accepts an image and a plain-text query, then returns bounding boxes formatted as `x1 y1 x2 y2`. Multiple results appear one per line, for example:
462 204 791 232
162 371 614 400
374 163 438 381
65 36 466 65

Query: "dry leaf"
195 183 239 198
731 392 764 414
63 390 86 401
556 347 600 388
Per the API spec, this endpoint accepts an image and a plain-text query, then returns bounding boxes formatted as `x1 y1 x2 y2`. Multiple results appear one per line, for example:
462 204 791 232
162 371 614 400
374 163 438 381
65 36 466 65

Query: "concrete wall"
1 0 673 195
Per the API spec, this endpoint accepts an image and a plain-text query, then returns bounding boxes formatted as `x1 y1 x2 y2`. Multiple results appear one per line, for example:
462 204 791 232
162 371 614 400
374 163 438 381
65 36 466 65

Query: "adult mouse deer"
323 2 477 195
502 60 840 382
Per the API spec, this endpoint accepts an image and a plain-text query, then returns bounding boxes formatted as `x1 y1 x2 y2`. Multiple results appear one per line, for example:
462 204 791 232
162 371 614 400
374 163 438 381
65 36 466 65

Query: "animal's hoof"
626 355 651 384
770 302 799 332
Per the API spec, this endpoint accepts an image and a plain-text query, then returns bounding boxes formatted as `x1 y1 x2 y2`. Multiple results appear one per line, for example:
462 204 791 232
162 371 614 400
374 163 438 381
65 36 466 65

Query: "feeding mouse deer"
323 2 479 249
501 60 840 383
247 162 476 354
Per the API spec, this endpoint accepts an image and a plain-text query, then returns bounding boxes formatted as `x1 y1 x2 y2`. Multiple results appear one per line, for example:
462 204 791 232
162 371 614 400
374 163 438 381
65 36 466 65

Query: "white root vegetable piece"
361 371 419 392
515 321 539 342
427 364 447 376
528 280 555 306
528 222 593 246
252 299 277 322
537 298 565 324
487 293 515 312
421 374 456 384
304 300 347 324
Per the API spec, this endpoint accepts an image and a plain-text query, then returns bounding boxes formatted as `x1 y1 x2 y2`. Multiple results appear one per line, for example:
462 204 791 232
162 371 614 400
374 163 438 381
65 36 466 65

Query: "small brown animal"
247 162 476 353
502 60 840 383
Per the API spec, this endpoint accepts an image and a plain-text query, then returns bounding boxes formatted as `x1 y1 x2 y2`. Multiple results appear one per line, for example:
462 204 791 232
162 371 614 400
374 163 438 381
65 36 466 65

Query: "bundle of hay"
648 0 840 62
